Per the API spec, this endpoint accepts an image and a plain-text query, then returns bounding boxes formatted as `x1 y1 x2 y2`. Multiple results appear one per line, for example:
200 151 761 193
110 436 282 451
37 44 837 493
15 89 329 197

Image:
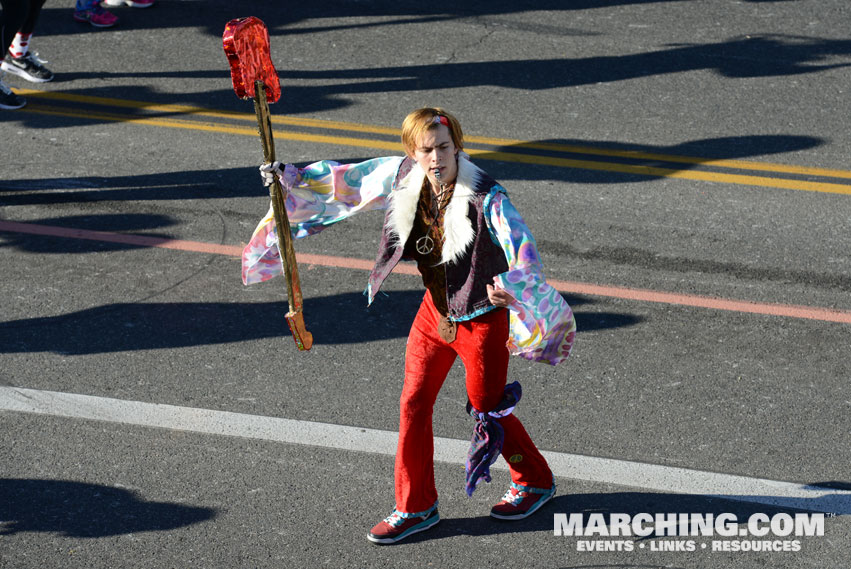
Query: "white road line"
2 386 849 515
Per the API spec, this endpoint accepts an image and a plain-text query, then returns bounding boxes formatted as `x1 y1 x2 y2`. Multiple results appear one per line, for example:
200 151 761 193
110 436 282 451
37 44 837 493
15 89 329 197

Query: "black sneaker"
2 52 54 83
0 76 26 109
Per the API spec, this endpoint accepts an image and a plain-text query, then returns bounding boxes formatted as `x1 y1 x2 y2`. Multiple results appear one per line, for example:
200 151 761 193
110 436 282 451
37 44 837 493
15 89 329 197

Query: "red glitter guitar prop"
223 17 313 351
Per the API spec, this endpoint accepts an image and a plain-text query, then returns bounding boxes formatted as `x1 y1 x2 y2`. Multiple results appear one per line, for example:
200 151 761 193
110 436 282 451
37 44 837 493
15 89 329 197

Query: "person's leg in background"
3 0 53 83
0 0 29 108
73 0 118 28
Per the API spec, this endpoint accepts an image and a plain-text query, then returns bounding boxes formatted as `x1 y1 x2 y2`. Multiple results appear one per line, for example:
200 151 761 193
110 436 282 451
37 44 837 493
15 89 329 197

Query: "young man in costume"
243 108 576 544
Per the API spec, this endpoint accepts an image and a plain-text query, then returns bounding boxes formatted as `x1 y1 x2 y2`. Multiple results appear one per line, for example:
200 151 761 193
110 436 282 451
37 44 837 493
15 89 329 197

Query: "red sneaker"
367 505 440 544
490 481 556 520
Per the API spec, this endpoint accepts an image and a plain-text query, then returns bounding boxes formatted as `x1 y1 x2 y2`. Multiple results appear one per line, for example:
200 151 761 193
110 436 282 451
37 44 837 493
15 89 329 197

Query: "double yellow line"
17 89 851 196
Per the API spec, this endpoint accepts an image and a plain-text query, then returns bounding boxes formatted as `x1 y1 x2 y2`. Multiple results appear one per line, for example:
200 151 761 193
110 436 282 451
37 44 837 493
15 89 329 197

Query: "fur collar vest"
386 156 485 265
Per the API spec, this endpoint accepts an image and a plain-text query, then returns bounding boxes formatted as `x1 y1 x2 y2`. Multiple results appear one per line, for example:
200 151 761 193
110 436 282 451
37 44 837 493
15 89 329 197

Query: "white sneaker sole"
2 61 53 83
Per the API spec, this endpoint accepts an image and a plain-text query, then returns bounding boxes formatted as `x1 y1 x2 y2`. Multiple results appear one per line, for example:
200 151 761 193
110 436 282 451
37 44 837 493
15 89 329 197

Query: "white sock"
9 33 32 59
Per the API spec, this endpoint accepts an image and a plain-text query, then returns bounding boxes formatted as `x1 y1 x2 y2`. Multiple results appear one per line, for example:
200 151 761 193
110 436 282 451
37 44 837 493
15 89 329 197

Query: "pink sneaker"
73 3 118 27
102 0 155 7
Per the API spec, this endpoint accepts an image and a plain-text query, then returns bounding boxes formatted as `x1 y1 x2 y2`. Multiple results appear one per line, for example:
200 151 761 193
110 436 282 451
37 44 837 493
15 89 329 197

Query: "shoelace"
21 52 48 65
383 511 404 527
501 489 525 505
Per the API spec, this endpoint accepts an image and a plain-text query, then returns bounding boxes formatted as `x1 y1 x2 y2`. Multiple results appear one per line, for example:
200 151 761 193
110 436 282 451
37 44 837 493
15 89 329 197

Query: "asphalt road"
1 1 850 568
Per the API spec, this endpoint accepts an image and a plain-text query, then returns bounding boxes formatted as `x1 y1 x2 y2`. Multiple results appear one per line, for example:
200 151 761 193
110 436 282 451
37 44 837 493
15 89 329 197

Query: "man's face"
410 124 459 189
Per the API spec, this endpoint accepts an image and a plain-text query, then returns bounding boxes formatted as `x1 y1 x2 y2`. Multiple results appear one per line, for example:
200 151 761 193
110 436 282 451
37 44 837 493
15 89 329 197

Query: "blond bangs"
401 108 464 155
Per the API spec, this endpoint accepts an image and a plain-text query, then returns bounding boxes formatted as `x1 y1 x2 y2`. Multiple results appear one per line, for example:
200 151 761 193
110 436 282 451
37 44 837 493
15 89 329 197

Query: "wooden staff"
253 81 312 350
224 16 313 350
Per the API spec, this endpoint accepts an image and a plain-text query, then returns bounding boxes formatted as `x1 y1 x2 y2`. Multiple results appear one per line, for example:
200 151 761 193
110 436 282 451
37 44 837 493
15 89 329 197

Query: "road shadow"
8 31 850 118
0 167 259 207
0 213 182 254
0 132 824 210
810 481 851 492
36 1 688 40
0 290 636 355
277 34 851 85
476 134 825 185
262 34 851 114
403 489 847 544
0 478 217 538
35 1 810 41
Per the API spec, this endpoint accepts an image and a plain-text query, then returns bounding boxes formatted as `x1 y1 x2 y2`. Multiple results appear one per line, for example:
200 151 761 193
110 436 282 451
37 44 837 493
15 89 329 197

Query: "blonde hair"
401 107 464 156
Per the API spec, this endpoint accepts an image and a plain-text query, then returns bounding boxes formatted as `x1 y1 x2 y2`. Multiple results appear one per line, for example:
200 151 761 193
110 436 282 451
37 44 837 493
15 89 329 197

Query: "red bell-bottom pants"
395 291 553 514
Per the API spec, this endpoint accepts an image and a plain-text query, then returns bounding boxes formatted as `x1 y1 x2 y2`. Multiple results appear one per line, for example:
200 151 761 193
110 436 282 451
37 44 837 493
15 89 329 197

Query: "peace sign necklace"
415 170 452 255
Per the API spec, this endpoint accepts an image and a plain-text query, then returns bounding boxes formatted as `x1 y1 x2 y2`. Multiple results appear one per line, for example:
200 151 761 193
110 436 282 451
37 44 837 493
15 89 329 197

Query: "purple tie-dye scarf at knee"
465 381 522 497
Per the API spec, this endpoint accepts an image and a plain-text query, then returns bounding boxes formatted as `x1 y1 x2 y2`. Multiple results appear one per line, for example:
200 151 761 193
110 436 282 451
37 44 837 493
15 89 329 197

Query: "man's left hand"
487 281 515 308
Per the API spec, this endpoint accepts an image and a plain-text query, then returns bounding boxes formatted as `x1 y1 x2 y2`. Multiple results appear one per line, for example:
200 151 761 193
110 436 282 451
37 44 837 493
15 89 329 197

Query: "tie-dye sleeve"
242 156 402 285
486 190 576 365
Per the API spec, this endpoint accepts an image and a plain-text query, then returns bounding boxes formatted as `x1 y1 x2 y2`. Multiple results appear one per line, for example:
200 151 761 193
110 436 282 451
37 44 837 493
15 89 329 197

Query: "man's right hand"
259 161 283 187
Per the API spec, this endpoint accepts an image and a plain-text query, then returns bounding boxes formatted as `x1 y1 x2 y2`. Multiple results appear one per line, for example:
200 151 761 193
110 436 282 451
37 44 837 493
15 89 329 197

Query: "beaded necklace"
414 169 453 255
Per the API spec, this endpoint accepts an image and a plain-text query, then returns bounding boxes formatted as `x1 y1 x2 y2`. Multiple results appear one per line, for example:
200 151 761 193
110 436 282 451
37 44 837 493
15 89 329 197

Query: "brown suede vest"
366 157 509 321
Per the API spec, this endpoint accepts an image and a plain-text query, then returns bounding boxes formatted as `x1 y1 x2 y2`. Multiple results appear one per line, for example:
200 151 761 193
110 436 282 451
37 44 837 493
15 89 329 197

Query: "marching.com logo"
554 512 825 552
